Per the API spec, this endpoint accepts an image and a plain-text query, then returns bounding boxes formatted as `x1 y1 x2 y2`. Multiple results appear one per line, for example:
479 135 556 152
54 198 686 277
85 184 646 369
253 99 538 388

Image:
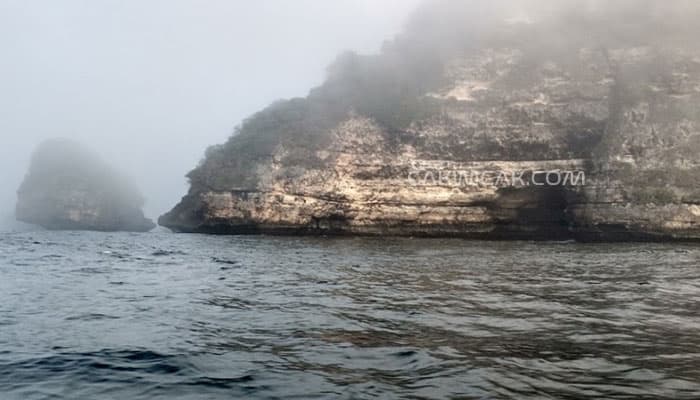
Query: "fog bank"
0 0 421 225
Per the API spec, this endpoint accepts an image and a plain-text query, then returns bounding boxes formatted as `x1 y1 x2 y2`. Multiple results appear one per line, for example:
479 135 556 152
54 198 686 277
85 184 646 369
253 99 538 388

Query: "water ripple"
0 231 699 399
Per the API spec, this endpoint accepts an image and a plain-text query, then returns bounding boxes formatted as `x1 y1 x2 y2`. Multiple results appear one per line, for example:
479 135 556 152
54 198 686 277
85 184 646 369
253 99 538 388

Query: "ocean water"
1 230 699 399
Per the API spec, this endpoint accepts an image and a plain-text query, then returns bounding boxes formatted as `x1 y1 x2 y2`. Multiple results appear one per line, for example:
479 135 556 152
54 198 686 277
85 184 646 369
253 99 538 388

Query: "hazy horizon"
0 0 422 224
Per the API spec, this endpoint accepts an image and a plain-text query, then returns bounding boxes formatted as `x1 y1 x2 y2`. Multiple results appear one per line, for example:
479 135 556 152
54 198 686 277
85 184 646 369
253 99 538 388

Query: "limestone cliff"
160 0 700 241
16 139 155 232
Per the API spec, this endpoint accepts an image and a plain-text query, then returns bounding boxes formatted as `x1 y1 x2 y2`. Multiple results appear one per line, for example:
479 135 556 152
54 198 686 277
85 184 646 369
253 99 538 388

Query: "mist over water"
0 0 421 223
3 0 698 226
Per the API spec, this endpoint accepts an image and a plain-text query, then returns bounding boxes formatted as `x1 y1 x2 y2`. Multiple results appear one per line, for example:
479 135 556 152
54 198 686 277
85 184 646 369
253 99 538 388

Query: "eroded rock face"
160 1 700 241
16 139 155 232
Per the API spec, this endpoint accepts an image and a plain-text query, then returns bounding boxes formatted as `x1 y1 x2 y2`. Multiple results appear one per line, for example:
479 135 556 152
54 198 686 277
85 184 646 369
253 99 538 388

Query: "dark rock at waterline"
16 139 155 232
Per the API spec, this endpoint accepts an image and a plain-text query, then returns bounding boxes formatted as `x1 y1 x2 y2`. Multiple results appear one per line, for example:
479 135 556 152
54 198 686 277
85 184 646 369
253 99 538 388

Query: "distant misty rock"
16 139 155 232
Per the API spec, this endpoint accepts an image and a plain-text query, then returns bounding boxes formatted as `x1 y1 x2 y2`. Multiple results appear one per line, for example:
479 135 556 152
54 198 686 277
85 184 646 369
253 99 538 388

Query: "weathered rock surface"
16 139 155 232
160 0 700 241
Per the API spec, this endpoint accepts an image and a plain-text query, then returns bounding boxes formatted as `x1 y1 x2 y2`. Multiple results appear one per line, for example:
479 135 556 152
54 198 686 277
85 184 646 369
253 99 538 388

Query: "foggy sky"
0 0 421 224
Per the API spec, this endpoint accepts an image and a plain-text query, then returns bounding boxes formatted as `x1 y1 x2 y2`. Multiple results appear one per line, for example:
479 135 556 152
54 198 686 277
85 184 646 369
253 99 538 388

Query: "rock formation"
160 0 700 241
16 139 155 232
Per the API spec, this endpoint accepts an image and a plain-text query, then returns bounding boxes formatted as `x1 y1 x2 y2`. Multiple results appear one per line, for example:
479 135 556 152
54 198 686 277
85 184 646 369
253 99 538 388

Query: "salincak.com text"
408 169 586 188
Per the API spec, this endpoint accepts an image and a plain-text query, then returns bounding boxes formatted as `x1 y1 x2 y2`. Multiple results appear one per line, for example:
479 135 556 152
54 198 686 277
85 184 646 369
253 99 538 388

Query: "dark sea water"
1 230 700 399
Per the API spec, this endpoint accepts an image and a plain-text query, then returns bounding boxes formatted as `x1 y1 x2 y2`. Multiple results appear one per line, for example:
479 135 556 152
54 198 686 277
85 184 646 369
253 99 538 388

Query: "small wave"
0 349 190 380
100 251 131 259
204 296 257 310
211 257 240 266
73 267 112 274
184 375 256 388
65 313 121 321
151 249 188 257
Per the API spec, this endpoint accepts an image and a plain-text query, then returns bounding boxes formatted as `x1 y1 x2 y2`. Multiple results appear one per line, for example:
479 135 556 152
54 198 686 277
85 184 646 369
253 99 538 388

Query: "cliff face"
160 0 700 241
16 139 155 232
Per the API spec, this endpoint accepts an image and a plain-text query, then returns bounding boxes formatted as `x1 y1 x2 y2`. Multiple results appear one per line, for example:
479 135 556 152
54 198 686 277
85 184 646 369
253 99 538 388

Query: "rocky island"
160 0 700 241
16 139 155 232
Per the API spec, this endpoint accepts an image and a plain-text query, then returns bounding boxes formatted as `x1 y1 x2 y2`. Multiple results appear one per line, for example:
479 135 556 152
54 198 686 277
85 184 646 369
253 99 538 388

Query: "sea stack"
16 139 155 232
160 0 700 241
